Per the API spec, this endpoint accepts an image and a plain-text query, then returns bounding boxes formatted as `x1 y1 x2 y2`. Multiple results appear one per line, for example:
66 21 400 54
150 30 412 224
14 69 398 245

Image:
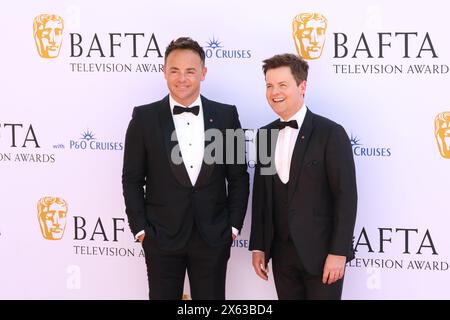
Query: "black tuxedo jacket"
122 95 249 251
249 109 357 275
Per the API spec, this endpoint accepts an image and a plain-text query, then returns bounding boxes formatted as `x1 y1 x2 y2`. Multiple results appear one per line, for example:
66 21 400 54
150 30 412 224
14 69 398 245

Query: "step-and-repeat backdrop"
1 0 449 299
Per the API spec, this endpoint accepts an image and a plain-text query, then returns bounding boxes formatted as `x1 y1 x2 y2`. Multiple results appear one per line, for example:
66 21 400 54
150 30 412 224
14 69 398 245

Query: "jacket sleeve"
325 124 358 257
225 105 250 232
249 129 265 251
122 107 147 236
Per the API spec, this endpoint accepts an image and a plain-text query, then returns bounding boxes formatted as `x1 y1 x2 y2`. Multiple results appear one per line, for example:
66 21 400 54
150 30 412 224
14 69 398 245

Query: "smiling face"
164 49 207 106
265 66 306 120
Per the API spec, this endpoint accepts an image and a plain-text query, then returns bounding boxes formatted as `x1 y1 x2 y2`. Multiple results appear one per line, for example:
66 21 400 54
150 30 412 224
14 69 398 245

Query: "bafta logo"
435 112 450 159
292 13 327 60
37 197 68 240
33 14 64 58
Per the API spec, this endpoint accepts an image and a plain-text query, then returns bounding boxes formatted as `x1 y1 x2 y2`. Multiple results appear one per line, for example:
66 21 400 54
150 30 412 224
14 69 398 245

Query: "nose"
271 86 281 96
178 72 189 82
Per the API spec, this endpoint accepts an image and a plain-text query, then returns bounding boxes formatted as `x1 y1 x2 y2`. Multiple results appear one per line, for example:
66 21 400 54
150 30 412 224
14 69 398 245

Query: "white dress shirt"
169 95 205 186
275 105 307 183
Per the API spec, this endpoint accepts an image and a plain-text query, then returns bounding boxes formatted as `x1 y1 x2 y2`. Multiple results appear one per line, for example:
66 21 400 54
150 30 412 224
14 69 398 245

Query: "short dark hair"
164 37 205 65
262 53 309 85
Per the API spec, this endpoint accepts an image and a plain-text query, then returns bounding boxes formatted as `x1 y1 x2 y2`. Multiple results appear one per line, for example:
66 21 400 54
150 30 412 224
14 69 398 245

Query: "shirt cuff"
135 230 145 241
232 227 239 237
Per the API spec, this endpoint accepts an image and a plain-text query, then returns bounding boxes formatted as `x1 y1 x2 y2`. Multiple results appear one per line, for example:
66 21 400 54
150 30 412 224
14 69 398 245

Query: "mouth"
272 97 285 104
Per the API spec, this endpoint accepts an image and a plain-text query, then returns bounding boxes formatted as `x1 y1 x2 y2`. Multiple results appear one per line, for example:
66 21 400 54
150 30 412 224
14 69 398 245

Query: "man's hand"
322 254 346 284
232 227 239 241
252 251 269 281
137 234 145 243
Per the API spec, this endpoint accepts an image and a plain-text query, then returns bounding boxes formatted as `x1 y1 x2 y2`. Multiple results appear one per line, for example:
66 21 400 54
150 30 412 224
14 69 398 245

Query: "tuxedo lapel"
261 121 280 196
194 95 216 188
287 109 314 205
159 95 192 187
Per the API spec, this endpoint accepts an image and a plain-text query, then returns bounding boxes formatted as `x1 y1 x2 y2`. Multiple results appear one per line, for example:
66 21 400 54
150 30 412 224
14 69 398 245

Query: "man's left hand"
322 254 346 284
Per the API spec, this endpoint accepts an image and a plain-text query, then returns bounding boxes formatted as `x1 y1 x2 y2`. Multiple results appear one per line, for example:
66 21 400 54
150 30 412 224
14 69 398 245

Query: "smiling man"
249 53 357 300
122 37 249 300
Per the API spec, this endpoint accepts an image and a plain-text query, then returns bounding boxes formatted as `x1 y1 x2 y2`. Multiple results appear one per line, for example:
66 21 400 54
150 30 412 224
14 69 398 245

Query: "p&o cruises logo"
204 36 252 60
350 134 392 157
52 129 123 151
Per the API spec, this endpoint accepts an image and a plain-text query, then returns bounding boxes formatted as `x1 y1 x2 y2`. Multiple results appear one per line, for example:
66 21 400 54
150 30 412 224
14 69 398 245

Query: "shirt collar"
279 104 307 127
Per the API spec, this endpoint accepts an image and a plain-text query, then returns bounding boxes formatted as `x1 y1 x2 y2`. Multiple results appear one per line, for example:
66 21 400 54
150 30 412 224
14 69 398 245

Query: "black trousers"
142 225 231 300
272 240 344 300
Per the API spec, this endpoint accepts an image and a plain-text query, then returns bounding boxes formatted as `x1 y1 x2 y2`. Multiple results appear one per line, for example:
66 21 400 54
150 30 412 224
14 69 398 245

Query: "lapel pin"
301 135 305 139
209 118 213 122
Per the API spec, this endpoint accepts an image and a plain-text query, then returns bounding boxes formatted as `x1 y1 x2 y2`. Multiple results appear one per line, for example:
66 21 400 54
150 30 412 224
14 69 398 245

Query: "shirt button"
187 122 190 125
189 143 192 146
190 165 193 168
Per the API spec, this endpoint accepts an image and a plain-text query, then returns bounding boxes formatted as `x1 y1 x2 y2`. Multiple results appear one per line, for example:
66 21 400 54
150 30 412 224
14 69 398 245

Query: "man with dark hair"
249 53 357 300
122 37 249 300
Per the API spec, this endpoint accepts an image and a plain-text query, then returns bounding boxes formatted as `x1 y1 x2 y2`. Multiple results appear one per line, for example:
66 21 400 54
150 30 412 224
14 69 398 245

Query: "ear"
299 80 307 95
201 66 208 81
163 65 168 80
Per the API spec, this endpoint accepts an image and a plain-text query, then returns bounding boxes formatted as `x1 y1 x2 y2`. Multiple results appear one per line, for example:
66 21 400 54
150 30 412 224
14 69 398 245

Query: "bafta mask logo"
33 14 64 58
37 197 68 240
435 112 450 159
292 13 328 60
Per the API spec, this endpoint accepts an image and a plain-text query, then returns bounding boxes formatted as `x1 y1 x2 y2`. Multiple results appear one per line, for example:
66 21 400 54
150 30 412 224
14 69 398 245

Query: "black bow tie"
173 105 200 116
276 120 298 130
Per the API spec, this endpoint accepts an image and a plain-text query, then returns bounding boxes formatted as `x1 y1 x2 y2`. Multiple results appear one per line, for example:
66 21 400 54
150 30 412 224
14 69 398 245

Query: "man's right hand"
137 234 145 243
252 251 269 281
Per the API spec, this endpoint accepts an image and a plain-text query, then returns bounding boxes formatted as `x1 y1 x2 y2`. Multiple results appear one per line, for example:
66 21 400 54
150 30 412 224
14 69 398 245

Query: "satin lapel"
159 95 192 187
194 96 216 188
261 121 280 198
288 109 314 205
